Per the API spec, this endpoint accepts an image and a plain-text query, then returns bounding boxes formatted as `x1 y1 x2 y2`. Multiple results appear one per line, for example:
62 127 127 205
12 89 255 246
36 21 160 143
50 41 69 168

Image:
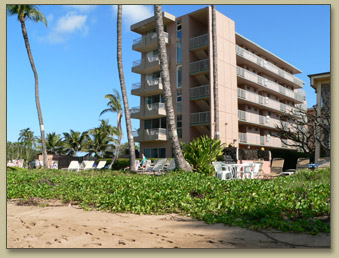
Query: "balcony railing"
238 132 292 148
132 82 141 90
130 106 140 114
190 111 210 125
237 88 298 115
238 110 281 129
190 85 210 99
190 59 209 74
146 102 165 111
236 66 304 103
132 32 169 51
190 33 209 50
236 45 305 87
133 128 168 142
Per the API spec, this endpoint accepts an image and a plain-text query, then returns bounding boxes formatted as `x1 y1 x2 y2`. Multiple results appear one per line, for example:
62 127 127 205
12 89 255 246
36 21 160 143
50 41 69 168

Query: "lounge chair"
296 158 310 170
263 158 284 179
212 161 233 180
162 159 176 174
95 160 107 170
318 157 330 168
80 160 95 170
61 160 80 172
148 158 168 175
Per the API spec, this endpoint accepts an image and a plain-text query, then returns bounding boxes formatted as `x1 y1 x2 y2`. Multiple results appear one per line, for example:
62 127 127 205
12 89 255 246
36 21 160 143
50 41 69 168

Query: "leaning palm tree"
116 5 136 171
154 5 192 171
100 89 123 168
212 5 219 140
18 128 36 167
7 5 48 168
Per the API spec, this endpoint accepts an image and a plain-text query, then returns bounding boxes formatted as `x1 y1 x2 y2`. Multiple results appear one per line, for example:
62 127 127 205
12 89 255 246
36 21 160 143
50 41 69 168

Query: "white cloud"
112 5 153 26
65 5 97 13
46 14 54 23
45 12 88 43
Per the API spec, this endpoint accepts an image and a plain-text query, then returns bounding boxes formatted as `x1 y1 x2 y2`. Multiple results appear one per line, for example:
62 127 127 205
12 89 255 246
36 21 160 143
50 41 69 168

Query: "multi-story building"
308 72 331 162
130 6 306 158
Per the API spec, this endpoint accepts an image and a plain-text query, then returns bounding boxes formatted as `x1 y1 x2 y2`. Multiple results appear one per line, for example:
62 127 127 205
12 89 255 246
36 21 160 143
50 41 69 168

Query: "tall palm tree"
7 5 48 168
212 5 219 140
62 130 89 156
100 89 123 168
154 5 192 171
117 5 136 171
18 128 36 167
46 132 64 155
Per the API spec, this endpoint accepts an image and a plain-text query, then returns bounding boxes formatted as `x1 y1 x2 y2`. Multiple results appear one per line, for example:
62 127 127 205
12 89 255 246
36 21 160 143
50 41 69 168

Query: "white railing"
132 32 169 48
132 59 142 67
146 102 165 111
190 85 210 99
190 111 210 125
130 106 140 114
238 110 281 128
132 82 141 90
147 77 162 86
145 128 167 137
236 45 304 87
238 132 290 148
190 33 209 49
236 66 303 103
147 55 159 63
190 59 209 74
237 88 298 114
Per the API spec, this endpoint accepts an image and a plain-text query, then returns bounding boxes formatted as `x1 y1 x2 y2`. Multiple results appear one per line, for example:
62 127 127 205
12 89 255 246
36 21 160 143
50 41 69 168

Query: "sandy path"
7 200 330 248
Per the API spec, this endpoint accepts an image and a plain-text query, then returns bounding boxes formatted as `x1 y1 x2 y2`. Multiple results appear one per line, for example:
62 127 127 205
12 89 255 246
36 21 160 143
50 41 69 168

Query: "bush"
182 136 224 176
7 167 330 234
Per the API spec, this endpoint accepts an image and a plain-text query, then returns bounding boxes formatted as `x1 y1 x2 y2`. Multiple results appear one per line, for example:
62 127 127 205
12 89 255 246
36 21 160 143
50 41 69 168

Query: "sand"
7 199 330 248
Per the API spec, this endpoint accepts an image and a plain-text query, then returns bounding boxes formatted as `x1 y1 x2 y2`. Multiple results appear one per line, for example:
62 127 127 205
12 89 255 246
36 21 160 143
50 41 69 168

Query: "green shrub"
7 167 330 234
182 136 224 176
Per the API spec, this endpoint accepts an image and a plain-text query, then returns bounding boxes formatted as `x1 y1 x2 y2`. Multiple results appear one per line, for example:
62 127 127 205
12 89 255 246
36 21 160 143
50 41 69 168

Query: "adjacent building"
130 6 306 158
308 72 331 162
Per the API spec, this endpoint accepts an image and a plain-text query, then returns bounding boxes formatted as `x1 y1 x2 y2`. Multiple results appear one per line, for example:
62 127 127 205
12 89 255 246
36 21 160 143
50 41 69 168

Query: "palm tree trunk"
212 5 219 140
20 19 48 168
154 5 192 171
117 5 136 172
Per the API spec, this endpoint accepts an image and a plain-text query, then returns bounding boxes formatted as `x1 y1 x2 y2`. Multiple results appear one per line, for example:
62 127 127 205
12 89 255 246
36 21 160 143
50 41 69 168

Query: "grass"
7 167 330 234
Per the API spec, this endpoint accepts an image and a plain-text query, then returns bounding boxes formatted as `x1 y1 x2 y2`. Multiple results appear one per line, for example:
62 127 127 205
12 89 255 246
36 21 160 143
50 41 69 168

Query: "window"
144 148 166 158
177 115 182 138
176 19 182 39
159 148 166 158
177 91 182 114
176 65 182 88
144 120 152 129
176 41 182 64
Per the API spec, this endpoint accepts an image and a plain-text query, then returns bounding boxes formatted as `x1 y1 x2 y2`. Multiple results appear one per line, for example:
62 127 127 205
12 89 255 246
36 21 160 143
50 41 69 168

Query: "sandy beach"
7 199 330 248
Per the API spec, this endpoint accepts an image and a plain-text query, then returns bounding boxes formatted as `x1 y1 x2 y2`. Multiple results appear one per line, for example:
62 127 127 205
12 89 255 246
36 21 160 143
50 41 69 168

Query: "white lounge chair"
96 160 107 170
243 163 260 179
80 160 95 170
61 160 80 172
212 162 233 180
149 158 168 175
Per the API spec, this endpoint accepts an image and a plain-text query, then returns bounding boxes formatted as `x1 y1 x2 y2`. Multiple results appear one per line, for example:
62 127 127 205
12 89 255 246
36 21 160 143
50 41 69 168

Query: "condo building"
130 7 307 158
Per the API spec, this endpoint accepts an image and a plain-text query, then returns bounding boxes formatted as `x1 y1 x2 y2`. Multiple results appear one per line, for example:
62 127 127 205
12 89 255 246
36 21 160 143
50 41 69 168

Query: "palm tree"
117 5 136 171
7 5 48 168
100 89 123 168
154 5 192 171
18 128 36 167
212 5 219 140
46 132 64 155
62 130 89 156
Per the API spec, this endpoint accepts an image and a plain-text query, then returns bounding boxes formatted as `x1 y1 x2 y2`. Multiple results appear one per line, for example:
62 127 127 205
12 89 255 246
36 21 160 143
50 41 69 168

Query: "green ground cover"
7 167 330 234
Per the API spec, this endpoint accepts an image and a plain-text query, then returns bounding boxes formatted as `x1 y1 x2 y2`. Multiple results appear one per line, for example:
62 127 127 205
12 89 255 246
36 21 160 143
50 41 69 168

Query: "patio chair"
212 162 233 180
61 160 80 172
243 163 261 179
80 160 95 170
263 158 284 179
95 160 107 170
163 159 176 173
296 158 310 170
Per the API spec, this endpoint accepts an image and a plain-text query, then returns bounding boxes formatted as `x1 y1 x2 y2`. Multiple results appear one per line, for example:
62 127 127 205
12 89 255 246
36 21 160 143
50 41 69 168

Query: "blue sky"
7 4 330 144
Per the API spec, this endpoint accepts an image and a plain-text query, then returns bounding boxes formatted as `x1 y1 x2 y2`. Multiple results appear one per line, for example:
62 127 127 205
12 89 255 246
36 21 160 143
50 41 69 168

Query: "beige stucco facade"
130 7 306 158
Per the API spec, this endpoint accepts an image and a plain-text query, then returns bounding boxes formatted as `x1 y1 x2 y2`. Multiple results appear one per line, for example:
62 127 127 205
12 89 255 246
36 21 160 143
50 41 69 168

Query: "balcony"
236 45 304 88
131 77 163 96
130 103 166 119
237 88 299 115
132 32 169 52
238 132 293 149
190 84 210 100
190 33 209 50
190 111 210 126
132 55 161 74
190 59 209 75
238 110 281 129
133 128 168 142
236 66 304 103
